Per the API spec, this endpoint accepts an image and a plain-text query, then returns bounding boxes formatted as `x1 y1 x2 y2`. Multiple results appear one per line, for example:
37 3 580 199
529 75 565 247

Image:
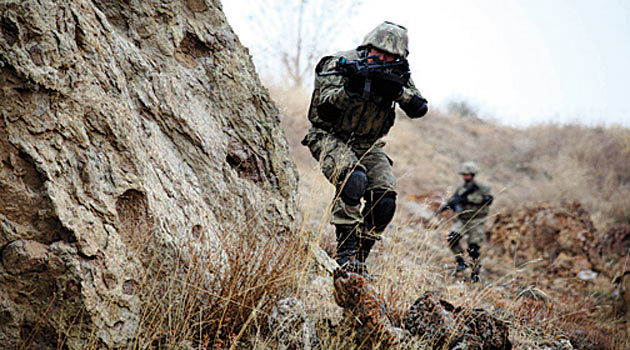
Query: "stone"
403 291 457 348
333 269 408 347
0 0 297 348
1 239 49 274
403 291 512 350
576 269 597 281
331 268 511 349
268 297 318 350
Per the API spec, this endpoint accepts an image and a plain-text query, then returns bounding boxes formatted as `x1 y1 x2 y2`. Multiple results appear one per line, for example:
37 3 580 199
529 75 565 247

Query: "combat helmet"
459 161 479 175
358 21 409 58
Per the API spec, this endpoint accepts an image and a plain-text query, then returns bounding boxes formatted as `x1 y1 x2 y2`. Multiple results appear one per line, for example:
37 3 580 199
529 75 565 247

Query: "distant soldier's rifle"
436 183 479 215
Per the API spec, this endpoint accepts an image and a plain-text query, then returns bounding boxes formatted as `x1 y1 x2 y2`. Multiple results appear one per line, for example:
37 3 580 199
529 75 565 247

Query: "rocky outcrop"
487 201 596 274
0 0 297 348
487 202 629 284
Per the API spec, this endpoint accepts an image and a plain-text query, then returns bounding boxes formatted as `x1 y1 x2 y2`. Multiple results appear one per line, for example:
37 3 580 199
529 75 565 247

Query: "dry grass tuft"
124 227 307 349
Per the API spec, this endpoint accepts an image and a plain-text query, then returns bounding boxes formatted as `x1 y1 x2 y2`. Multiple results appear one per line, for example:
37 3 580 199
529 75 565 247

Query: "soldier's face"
368 48 396 63
462 174 474 182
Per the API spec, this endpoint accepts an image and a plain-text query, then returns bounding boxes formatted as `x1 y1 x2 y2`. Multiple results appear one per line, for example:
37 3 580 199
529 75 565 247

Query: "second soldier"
437 161 493 282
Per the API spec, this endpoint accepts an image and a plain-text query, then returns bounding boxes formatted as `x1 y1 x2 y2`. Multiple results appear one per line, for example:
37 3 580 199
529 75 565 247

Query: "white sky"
223 0 630 127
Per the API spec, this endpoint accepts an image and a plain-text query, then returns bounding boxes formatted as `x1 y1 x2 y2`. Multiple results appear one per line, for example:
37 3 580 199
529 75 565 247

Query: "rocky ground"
274 190 629 349
275 88 629 349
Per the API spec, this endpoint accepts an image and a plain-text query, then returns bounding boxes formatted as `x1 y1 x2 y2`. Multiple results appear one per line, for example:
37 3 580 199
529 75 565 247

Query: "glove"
400 95 428 119
482 194 494 205
344 69 367 95
369 70 405 101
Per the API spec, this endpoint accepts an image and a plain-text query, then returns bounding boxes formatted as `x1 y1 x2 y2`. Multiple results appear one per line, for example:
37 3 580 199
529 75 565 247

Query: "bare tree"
238 0 362 88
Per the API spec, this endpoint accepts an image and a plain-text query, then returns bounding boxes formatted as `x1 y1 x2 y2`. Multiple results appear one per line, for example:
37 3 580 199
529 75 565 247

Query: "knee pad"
340 169 367 206
363 191 396 232
467 243 480 260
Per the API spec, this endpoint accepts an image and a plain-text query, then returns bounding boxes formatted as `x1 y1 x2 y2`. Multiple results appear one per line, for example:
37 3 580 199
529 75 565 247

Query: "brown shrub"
130 229 305 348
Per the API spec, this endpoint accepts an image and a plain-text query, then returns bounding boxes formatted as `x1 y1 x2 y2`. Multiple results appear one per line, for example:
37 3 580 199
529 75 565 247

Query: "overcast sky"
223 0 630 127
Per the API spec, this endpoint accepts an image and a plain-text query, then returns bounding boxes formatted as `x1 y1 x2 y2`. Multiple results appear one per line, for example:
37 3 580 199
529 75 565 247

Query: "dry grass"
269 85 630 348
58 86 628 349
96 223 309 349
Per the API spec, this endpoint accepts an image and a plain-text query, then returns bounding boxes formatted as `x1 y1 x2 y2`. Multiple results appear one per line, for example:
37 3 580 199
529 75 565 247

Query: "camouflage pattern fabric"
303 29 426 239
447 181 492 255
448 217 487 255
302 43 427 235
459 161 479 175
358 21 409 58
303 127 395 231
454 181 492 222
307 49 426 145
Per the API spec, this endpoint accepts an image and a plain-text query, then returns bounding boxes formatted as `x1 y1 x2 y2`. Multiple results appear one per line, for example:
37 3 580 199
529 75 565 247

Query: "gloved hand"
344 69 367 95
370 70 405 101
400 95 428 119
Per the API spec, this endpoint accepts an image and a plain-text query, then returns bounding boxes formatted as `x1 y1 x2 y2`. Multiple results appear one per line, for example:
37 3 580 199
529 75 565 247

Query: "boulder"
487 201 595 273
403 291 512 350
0 0 297 348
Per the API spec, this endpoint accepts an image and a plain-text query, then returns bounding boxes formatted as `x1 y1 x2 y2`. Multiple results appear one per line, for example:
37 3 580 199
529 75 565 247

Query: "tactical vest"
456 181 491 221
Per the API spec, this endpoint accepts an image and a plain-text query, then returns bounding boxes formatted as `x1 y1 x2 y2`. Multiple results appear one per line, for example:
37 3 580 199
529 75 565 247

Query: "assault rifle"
436 183 479 214
318 55 410 78
318 55 410 99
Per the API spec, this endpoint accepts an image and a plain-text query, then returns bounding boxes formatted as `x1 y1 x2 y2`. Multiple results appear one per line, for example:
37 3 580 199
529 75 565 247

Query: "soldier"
301 21 428 273
437 161 493 282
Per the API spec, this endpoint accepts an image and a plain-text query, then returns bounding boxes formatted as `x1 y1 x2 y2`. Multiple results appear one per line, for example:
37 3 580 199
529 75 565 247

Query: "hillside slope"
277 88 630 229
275 88 629 349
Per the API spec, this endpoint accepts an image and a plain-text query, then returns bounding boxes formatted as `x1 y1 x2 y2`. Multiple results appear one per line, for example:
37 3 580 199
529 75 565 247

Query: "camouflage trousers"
302 128 395 239
448 217 487 255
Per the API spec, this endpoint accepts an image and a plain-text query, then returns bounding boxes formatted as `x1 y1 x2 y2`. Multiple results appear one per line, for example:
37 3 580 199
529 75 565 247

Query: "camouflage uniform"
448 181 493 255
302 22 428 269
445 161 493 282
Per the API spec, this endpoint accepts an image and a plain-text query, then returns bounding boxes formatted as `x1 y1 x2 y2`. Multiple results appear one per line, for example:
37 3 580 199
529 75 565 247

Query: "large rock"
403 292 512 350
0 0 297 348
486 201 596 272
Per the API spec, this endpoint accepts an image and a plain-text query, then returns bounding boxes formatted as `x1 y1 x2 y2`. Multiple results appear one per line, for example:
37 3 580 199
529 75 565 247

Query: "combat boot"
453 255 467 275
467 244 481 283
335 225 359 268
356 237 376 264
